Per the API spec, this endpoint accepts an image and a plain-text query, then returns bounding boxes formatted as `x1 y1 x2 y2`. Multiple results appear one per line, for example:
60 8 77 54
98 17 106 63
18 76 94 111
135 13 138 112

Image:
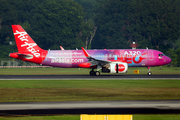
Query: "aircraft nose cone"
166 57 171 64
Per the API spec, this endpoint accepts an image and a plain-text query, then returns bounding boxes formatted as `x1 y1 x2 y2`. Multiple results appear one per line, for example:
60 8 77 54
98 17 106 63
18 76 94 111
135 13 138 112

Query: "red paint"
110 53 147 64
126 57 132 64
9 53 18 58
10 25 48 64
81 47 90 57
9 52 47 64
133 55 146 64
115 64 125 72
79 62 91 68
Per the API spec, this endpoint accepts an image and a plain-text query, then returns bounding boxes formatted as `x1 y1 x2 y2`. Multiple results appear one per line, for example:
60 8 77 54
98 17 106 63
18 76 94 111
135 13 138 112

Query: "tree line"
0 0 180 66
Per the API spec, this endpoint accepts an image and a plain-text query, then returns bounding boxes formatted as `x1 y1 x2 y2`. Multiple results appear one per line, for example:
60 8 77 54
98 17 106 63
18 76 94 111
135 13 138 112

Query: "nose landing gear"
147 67 152 76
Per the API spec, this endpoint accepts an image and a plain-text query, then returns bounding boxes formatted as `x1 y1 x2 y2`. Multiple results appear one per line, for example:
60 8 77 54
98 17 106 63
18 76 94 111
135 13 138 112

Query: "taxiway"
0 100 180 115
0 74 180 80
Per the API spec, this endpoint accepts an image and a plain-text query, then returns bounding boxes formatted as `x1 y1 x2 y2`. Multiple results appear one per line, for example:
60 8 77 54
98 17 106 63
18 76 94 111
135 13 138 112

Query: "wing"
81 47 111 67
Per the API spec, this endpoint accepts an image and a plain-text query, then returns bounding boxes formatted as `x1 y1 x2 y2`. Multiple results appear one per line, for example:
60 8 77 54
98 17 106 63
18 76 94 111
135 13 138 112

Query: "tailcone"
9 50 48 64
9 53 18 59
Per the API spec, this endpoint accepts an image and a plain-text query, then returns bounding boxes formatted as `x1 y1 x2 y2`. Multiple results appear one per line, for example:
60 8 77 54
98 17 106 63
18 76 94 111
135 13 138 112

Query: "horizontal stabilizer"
9 52 33 59
17 53 33 59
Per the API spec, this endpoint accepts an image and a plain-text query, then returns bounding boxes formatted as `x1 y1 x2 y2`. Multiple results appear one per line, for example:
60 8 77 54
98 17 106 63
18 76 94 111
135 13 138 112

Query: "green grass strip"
0 67 180 75
0 80 180 102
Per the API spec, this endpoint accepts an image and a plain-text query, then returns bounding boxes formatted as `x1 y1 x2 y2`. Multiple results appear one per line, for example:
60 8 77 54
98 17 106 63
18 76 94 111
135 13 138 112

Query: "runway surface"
0 100 180 116
0 74 180 80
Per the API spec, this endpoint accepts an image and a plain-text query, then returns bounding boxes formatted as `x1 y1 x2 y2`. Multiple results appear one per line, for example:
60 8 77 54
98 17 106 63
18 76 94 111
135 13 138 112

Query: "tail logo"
14 30 40 57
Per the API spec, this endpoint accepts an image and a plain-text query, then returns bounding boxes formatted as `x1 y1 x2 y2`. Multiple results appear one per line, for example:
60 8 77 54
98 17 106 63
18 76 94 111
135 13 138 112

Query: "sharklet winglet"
81 47 91 58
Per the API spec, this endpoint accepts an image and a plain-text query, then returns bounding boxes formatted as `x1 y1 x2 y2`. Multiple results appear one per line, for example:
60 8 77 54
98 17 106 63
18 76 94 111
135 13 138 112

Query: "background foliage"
0 0 180 66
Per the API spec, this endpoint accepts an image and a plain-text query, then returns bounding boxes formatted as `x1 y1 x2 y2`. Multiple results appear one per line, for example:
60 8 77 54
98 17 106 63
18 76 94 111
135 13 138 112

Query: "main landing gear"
89 69 100 76
147 66 152 76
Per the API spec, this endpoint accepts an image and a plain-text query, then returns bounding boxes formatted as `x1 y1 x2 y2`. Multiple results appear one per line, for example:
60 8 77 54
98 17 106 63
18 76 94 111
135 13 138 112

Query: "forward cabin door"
148 50 153 65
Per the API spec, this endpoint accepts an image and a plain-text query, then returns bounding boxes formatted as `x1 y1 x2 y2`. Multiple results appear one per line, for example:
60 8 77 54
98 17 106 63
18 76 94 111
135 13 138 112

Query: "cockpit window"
158 54 163 57
158 53 164 59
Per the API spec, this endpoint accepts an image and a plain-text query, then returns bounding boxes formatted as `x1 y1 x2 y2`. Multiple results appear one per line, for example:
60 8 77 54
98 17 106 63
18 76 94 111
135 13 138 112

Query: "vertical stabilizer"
10 25 47 64
12 25 44 57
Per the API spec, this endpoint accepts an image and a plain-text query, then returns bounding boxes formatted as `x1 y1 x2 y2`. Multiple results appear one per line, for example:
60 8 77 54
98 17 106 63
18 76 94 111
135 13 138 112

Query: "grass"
0 68 90 75
0 80 180 102
0 115 79 120
0 115 180 120
0 68 179 119
0 66 180 75
134 115 180 120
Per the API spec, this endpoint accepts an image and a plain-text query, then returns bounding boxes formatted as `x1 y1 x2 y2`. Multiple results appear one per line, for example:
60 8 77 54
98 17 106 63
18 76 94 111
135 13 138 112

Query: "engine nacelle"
102 62 128 73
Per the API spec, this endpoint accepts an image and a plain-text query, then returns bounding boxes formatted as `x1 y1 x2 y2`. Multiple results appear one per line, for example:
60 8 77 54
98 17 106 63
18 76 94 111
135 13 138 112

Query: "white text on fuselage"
14 30 40 57
51 58 84 63
124 51 141 55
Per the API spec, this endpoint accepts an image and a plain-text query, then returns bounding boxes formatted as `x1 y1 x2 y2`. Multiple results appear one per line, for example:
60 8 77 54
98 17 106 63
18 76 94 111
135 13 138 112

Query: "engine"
102 62 128 73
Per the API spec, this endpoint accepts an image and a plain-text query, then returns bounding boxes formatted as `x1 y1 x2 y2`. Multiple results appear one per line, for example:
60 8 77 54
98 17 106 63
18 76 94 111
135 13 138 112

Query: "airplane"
9 25 171 76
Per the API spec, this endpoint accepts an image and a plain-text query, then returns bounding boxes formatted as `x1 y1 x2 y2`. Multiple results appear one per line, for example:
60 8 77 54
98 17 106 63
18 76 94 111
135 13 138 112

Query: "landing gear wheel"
95 71 100 76
90 71 95 76
147 72 152 76
147 67 152 76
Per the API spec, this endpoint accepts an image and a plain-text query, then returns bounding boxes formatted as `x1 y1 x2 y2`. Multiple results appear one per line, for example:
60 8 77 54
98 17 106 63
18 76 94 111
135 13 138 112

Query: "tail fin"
12 25 44 57
10 25 47 64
